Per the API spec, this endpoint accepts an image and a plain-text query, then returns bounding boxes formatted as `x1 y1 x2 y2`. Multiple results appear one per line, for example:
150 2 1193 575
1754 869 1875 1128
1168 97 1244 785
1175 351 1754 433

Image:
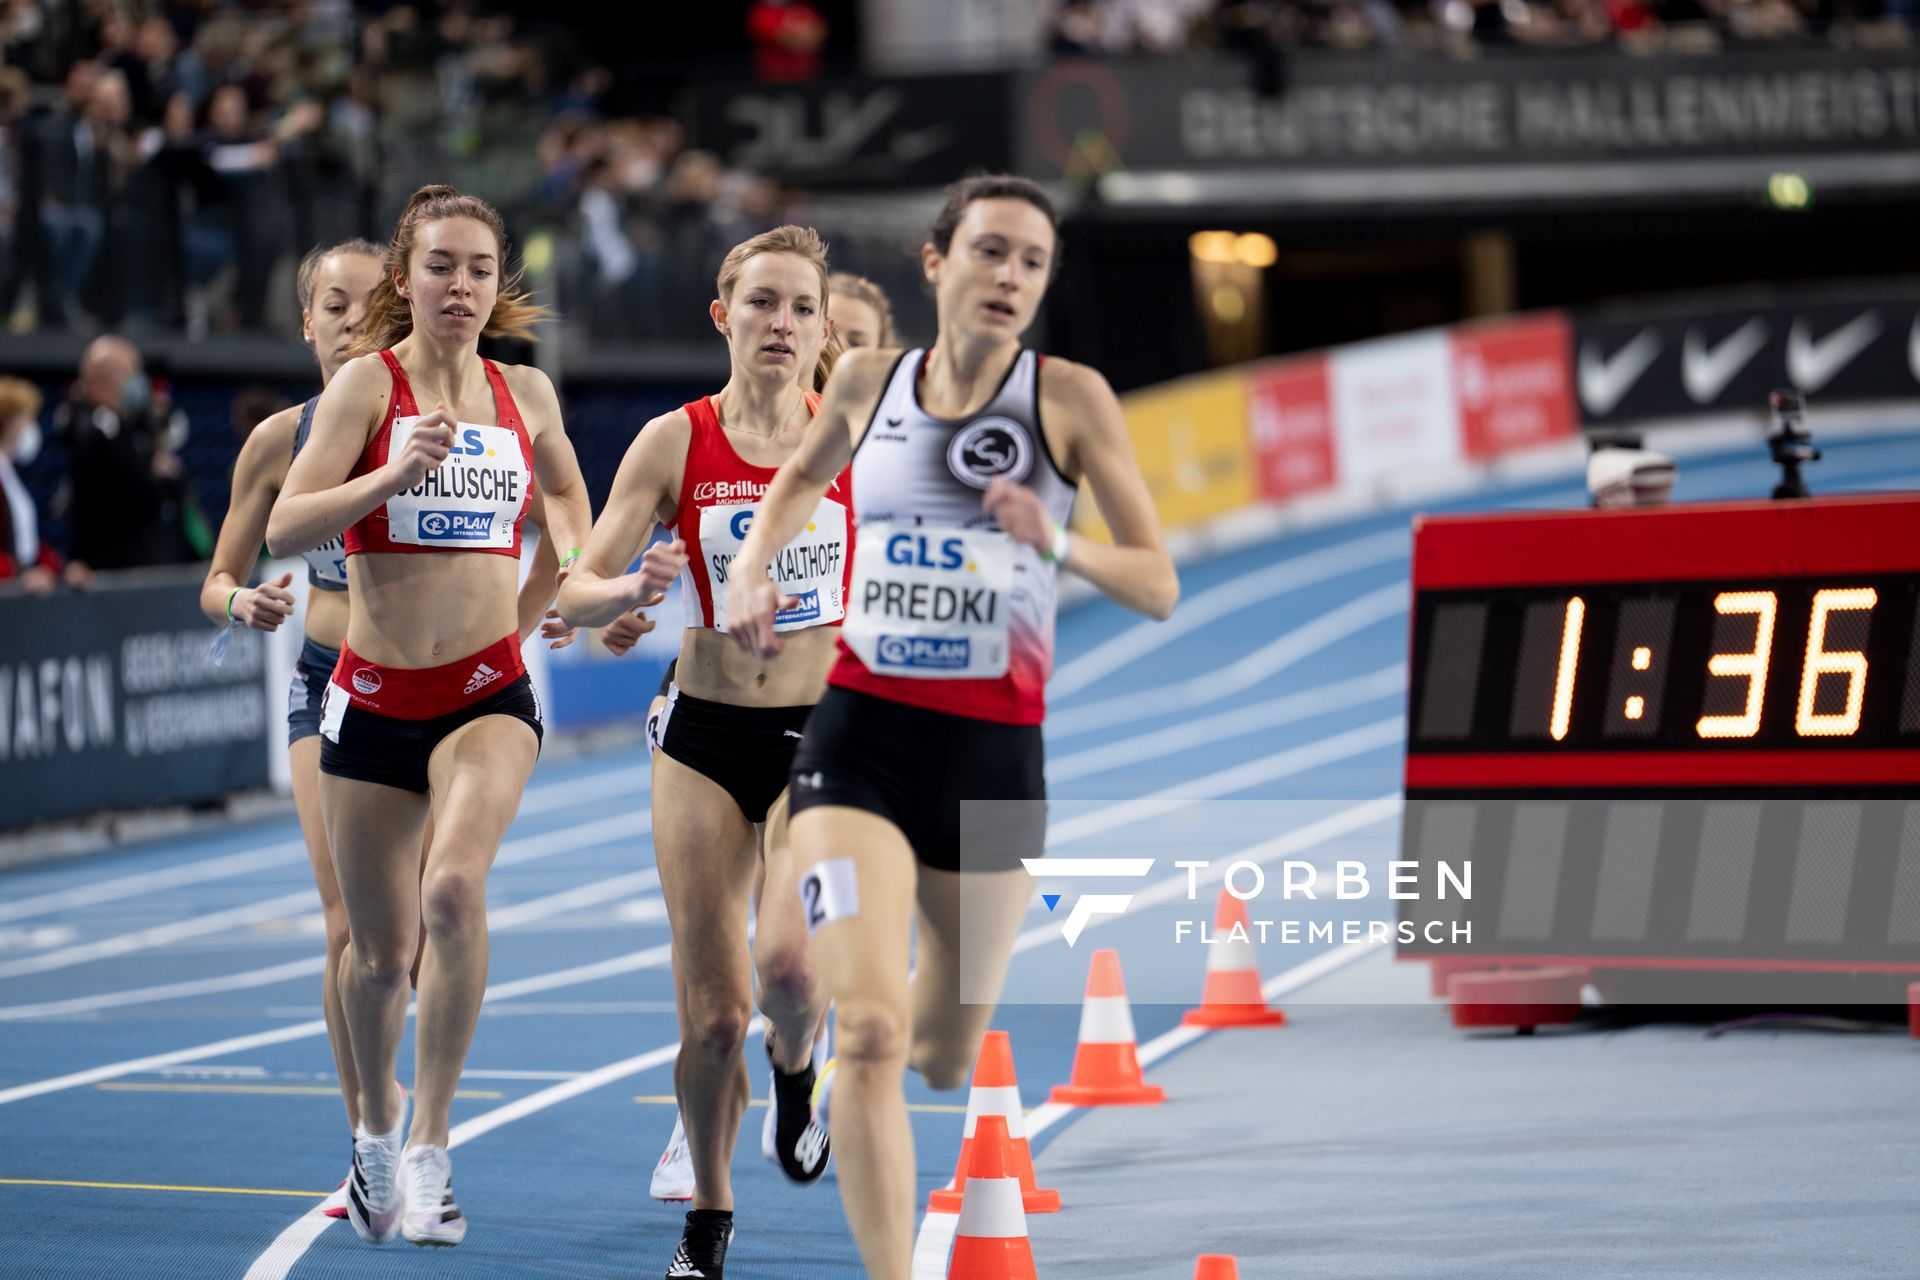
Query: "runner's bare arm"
267 355 442 556
202 406 299 629
725 349 884 656
556 409 689 628
510 365 592 563
1032 359 1177 620
518 484 573 646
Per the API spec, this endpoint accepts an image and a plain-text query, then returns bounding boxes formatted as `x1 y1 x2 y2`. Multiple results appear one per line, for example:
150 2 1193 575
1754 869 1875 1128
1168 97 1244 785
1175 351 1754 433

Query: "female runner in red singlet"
267 184 592 1249
727 175 1178 1280
202 237 571 1219
558 225 847 1280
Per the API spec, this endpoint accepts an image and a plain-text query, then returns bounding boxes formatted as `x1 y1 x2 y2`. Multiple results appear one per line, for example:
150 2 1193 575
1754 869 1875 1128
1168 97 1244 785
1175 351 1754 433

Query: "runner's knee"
755 941 816 1013
835 998 909 1067
419 865 485 938
685 994 753 1061
352 936 416 991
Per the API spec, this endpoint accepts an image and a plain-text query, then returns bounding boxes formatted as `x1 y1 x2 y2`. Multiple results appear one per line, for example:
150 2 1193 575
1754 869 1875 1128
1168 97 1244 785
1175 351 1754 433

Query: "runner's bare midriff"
677 625 836 708
344 552 519 667
303 587 351 653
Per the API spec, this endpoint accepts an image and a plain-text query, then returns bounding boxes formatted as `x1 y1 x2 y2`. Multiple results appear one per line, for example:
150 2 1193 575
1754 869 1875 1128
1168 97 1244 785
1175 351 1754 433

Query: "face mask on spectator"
119 370 152 421
10 420 41 465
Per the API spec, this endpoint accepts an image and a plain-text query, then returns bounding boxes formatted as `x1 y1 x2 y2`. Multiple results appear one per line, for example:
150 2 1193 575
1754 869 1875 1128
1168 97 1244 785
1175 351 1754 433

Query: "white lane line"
0 942 674 1106
242 1015 750 1280
0 957 328 1022
0 870 664 1021
0 765 648 926
0 888 324 981
1048 718 1404 848
1047 666 1404 784
1047 583 1408 740
0 809 651 981
1049 530 1408 701
912 937 1385 1278
0 842 309 925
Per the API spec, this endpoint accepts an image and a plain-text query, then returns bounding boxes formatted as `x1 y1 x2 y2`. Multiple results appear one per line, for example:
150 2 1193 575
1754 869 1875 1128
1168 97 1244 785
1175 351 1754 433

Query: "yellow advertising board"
1073 369 1254 541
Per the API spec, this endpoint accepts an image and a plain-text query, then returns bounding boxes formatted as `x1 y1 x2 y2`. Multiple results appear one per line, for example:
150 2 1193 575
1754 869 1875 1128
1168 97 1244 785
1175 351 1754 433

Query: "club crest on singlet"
946 416 1033 490
385 418 528 550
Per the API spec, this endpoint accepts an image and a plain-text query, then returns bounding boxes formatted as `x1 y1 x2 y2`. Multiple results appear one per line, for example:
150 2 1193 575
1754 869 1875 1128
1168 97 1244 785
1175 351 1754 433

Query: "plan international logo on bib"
419 510 495 541
875 634 969 670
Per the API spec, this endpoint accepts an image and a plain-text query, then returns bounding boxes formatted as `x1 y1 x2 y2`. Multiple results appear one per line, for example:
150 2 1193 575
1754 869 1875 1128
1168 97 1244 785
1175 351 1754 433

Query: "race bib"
841 522 1013 680
385 418 528 550
302 534 348 588
702 497 848 633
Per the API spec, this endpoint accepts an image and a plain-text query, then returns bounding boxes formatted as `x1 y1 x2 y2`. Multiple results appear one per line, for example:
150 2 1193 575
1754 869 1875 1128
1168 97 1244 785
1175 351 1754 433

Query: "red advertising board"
1246 355 1336 501
1451 313 1576 459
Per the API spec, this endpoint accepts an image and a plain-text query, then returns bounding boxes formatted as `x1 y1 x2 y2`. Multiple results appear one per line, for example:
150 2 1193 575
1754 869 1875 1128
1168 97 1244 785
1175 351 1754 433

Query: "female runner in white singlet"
267 185 592 1249
726 175 1178 1279
557 225 848 1280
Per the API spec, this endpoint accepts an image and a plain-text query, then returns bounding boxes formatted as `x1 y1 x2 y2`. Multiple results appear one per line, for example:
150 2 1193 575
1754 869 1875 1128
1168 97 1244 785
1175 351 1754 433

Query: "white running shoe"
346 1086 408 1244
320 1175 349 1220
399 1143 466 1246
651 1113 695 1203
810 1057 836 1134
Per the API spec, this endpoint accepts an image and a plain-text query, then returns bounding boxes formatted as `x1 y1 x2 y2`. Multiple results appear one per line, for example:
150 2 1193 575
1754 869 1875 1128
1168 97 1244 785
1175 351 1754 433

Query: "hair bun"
403 184 460 214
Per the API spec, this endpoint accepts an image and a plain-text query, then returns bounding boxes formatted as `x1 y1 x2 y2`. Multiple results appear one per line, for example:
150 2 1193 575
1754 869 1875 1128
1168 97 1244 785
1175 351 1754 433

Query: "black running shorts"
788 686 1046 873
657 686 811 824
319 675 544 794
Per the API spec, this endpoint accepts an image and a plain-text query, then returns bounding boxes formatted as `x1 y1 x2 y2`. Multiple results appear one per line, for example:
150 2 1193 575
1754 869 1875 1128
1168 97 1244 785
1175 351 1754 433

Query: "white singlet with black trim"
832 348 1075 725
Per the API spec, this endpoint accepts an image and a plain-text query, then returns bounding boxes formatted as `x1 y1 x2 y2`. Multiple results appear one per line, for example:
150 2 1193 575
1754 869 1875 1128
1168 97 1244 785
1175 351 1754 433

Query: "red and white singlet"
671 393 854 634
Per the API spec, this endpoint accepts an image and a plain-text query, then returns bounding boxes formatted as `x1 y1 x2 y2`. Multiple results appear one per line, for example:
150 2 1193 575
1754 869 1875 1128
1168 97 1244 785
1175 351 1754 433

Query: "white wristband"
1049 523 1071 567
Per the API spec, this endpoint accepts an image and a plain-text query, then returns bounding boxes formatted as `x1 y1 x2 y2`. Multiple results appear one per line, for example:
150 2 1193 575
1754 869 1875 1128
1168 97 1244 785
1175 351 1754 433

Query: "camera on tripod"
1768 388 1820 500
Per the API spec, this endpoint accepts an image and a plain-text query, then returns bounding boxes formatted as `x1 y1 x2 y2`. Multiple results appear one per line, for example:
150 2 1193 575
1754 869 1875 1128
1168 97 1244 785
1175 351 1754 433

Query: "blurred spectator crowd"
0 0 1910 354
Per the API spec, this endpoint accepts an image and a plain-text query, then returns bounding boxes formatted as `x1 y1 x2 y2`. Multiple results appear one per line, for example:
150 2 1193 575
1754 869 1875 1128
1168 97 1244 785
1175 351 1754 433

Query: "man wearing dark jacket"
59 335 196 571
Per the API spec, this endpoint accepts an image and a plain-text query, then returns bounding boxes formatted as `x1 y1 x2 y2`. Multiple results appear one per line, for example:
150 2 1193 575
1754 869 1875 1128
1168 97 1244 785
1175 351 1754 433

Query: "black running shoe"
764 1040 831 1184
665 1209 733 1279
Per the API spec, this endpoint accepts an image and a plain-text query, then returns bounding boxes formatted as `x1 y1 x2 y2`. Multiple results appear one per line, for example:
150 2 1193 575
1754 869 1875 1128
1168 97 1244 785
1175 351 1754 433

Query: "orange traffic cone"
1183 888 1286 1028
1048 949 1165 1106
1195 1255 1241 1279
930 1031 1060 1214
946 1115 1037 1280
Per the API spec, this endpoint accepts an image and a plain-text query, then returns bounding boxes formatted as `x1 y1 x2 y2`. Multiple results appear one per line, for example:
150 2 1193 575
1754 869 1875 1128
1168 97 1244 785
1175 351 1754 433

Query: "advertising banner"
1452 312 1578 458
682 72 1010 190
0 570 270 830
1019 49 1920 177
1247 355 1337 502
1573 290 1920 423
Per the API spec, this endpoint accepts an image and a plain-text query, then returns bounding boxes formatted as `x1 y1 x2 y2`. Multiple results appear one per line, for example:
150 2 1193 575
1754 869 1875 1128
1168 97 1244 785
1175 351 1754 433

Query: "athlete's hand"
726 571 795 659
539 608 578 650
235 572 296 632
625 538 689 609
983 477 1052 553
387 404 456 491
602 606 658 657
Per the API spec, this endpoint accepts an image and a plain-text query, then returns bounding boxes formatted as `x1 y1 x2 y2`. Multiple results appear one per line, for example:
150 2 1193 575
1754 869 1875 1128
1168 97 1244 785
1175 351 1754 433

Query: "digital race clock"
1397 493 1920 978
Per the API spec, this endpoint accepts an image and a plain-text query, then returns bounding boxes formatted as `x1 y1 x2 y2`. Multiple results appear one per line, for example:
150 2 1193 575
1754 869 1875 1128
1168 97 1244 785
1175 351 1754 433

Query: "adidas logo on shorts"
463 662 504 696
